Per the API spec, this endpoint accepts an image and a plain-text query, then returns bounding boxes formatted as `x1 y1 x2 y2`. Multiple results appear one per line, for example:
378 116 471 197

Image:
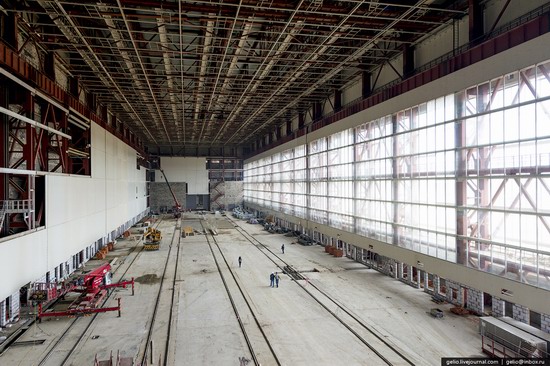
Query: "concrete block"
541 314 550 334
445 281 463 306
512 304 529 324
492 297 505 317
466 288 483 315
150 182 187 212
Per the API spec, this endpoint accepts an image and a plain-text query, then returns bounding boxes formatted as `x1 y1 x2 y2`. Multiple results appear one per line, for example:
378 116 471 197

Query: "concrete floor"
0 213 484 365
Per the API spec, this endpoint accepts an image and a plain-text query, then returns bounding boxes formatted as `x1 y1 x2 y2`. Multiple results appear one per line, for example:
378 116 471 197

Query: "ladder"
0 202 7 232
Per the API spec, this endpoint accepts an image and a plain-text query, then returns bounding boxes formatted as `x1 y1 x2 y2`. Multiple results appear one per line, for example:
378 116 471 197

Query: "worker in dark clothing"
270 272 275 287
281 244 285 254
238 256 242 268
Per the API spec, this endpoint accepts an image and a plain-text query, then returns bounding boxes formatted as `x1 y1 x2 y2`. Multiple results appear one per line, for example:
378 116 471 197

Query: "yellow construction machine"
143 227 162 251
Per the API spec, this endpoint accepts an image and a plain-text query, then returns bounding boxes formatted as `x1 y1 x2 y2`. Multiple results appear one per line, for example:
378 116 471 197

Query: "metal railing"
0 199 32 213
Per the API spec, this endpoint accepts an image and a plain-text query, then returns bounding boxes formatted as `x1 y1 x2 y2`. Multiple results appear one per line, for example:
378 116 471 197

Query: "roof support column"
69 76 79 98
0 81 8 236
477 83 492 270
298 112 305 130
2 11 18 50
392 113 400 245
58 107 69 173
87 92 97 114
313 102 323 121
469 0 484 42
362 71 371 98
456 92 468 266
402 45 415 78
101 105 108 123
23 92 37 171
334 89 342 112
44 52 56 81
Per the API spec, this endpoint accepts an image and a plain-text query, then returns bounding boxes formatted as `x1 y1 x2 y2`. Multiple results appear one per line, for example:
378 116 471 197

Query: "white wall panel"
415 18 470 67
0 123 147 300
0 230 49 300
157 157 208 194
342 77 362 106
47 174 105 227
47 212 106 266
91 125 106 179
485 0 549 32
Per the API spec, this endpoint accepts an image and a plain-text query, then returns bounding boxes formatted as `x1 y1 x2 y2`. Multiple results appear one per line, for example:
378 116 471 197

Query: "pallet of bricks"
324 245 344 257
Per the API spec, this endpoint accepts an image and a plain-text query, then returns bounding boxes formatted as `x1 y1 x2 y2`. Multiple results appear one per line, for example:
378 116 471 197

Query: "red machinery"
33 262 134 321
159 168 182 218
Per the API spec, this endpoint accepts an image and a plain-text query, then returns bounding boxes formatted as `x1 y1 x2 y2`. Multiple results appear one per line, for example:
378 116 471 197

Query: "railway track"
202 221 281 366
138 218 181 366
34 215 181 366
227 217 416 366
33 216 165 366
10 214 423 365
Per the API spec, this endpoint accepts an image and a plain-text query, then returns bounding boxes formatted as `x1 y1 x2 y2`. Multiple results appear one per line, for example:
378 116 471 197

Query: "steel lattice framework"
7 0 467 151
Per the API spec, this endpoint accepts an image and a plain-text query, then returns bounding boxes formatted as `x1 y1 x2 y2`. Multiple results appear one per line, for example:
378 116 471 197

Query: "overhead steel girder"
16 0 471 149
35 0 158 144
113 0 171 143
201 19 255 143
237 0 431 144
157 16 180 139
88 0 466 29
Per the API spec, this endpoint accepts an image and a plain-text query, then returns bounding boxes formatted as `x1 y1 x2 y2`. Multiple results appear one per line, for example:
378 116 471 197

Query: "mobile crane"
159 168 182 218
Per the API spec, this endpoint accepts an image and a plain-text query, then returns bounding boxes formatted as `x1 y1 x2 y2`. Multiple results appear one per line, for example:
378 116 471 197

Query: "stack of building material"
182 227 194 237
450 307 470 315
325 246 343 257
95 247 109 260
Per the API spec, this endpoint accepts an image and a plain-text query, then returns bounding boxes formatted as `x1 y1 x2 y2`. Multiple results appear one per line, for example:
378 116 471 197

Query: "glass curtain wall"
244 59 550 290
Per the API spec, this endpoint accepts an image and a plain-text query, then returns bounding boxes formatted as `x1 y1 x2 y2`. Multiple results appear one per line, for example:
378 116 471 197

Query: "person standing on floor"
238 256 242 268
281 243 285 254
270 272 275 287
275 272 280 288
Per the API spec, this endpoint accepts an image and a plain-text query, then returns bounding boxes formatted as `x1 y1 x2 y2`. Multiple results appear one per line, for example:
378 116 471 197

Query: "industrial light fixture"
67 147 90 158
416 261 424 267
68 108 90 130
0 106 71 139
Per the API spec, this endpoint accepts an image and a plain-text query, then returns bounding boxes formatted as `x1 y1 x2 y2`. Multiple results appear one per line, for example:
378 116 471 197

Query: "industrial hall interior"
1 0 550 365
